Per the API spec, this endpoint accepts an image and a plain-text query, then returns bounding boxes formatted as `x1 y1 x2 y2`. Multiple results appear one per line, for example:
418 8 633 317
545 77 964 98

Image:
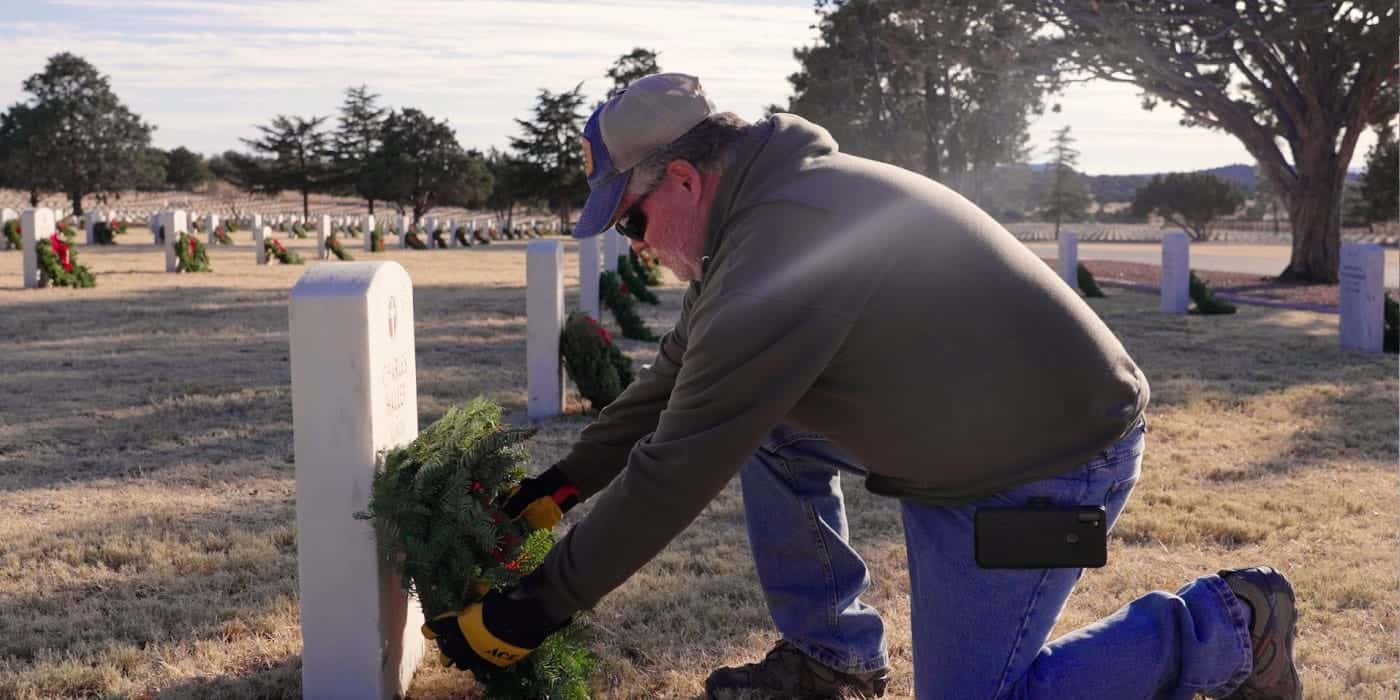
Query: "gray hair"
628 112 751 195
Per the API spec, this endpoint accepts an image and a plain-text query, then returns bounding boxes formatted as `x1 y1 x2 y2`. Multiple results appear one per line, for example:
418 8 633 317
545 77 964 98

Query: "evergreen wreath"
224 220 239 234
1077 263 1105 298
405 231 429 250
432 227 449 249
56 220 78 243
1384 293 1397 354
213 224 234 245
264 238 304 265
174 233 212 272
630 249 663 287
453 226 474 247
344 223 360 239
36 233 96 287
3 219 19 250
291 222 309 239
325 233 354 261
1188 271 1236 315
560 312 635 411
616 255 659 305
93 220 122 245
355 399 596 699
371 228 385 252
599 270 658 341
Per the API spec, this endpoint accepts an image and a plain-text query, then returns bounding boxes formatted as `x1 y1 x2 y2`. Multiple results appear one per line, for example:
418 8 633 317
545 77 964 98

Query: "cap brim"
572 170 631 239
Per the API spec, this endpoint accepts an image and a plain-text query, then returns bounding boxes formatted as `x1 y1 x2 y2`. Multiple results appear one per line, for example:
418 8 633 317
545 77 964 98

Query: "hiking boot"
705 640 889 699
1219 567 1301 700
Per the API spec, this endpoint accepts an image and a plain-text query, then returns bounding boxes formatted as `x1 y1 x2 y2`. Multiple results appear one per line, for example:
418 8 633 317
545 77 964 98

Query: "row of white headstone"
1056 231 1388 353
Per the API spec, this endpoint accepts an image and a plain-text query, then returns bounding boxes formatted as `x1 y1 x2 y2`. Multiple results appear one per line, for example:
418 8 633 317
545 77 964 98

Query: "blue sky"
0 0 1377 175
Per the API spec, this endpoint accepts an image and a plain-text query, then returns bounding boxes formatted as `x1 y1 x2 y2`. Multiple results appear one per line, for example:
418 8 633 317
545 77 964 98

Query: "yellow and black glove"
421 583 570 677
501 466 581 531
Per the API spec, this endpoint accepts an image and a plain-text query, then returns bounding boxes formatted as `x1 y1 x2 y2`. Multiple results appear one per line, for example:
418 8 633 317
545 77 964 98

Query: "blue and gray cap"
573 73 715 239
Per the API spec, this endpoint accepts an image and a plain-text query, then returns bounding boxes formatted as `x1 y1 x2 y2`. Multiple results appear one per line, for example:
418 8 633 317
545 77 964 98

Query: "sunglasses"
615 198 648 241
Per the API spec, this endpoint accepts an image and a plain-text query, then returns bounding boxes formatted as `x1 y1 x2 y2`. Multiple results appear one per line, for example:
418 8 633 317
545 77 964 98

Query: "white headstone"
158 210 189 272
1339 242 1385 353
363 214 376 252
1 208 17 230
1160 232 1190 314
206 214 221 245
1058 231 1079 291
579 234 601 319
317 214 331 260
85 211 98 245
21 208 55 289
255 225 268 265
527 240 564 419
603 227 624 272
290 261 424 700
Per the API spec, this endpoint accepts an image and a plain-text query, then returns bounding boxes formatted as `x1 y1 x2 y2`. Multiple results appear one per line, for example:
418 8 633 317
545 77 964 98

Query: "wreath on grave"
560 312 634 411
174 232 212 272
355 399 596 699
1188 271 1236 315
213 224 234 245
453 225 473 247
225 220 239 234
93 219 124 245
631 249 663 287
370 227 385 252
1384 293 1398 354
432 226 449 249
617 255 659 305
474 226 492 245
56 220 78 243
291 222 309 239
325 233 353 261
344 223 360 239
599 270 658 341
1077 263 1105 298
405 231 429 250
36 233 96 287
265 238 304 265
3 219 19 250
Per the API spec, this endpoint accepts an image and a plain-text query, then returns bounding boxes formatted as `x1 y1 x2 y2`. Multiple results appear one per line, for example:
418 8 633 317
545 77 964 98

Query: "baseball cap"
572 72 715 239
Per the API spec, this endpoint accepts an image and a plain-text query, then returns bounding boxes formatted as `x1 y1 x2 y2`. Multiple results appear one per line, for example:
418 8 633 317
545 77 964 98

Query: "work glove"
500 466 580 530
421 581 570 677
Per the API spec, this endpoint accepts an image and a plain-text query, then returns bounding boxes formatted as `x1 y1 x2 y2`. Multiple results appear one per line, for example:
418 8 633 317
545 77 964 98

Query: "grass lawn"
0 232 1395 699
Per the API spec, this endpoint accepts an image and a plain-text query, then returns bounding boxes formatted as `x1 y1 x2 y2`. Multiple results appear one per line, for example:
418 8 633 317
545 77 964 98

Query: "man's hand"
421 586 569 677
501 466 581 530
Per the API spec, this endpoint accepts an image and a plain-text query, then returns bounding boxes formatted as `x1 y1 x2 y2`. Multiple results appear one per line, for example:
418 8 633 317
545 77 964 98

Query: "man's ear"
664 160 703 203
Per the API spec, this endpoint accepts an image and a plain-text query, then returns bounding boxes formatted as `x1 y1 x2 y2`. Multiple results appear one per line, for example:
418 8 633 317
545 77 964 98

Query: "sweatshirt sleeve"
551 283 699 499
534 222 860 617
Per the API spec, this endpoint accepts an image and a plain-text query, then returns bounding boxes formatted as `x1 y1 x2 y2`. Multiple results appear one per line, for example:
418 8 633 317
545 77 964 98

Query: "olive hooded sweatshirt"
534 114 1148 617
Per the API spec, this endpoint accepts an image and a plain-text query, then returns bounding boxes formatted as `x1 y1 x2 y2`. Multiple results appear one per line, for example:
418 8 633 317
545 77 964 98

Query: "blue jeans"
740 422 1254 699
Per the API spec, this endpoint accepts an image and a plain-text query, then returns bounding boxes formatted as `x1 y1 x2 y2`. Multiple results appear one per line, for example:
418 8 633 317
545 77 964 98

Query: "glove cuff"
480 583 571 650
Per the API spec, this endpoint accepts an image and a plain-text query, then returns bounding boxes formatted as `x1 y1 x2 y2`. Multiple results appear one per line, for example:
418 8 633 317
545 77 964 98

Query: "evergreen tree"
0 53 159 215
511 86 589 232
1041 126 1089 236
604 48 661 99
164 146 212 190
1132 172 1244 241
334 85 390 214
370 108 492 226
1359 130 1398 223
231 115 336 218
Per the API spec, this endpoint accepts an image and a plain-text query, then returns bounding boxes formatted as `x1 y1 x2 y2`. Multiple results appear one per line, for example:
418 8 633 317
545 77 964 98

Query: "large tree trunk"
70 191 84 217
367 198 375 215
1278 150 1346 283
302 189 310 219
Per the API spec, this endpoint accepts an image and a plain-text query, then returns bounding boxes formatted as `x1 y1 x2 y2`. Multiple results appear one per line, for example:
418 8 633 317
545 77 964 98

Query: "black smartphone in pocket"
974 505 1107 569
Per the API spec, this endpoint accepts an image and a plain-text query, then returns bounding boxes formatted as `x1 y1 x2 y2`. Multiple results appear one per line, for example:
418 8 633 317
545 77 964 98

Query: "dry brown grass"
0 230 1395 699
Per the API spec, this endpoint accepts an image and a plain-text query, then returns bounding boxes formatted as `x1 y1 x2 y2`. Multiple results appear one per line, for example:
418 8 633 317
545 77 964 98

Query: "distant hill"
1022 162 1362 204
